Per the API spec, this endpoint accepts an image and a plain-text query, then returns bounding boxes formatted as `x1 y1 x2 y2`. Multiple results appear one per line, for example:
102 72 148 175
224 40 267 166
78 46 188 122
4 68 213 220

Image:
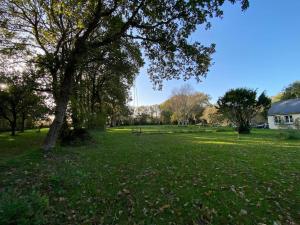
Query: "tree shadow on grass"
0 130 47 158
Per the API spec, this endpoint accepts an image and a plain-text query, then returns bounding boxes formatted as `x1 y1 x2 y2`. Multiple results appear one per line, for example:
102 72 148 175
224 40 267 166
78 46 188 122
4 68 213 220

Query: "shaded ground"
0 126 299 225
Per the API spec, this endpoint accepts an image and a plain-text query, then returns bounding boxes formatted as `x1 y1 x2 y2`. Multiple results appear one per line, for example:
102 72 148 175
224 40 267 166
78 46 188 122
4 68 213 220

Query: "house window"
285 116 289 123
274 116 281 124
284 115 293 124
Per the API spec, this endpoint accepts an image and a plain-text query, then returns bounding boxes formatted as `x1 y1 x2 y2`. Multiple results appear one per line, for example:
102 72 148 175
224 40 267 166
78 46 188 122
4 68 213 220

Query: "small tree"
19 93 48 132
0 72 47 135
217 88 263 134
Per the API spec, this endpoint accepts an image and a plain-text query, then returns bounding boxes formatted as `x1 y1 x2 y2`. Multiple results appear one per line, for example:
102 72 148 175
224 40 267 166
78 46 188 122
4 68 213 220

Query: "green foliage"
0 190 49 225
278 130 300 140
215 127 233 132
0 72 48 135
87 112 107 130
294 118 300 130
69 39 143 129
281 81 300 100
131 105 161 125
272 92 284 103
217 88 269 134
160 100 174 124
0 0 249 86
257 91 272 119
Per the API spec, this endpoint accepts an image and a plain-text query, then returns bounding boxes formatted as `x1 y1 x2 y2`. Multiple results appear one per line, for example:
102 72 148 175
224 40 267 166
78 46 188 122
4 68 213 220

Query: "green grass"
0 129 47 159
0 126 299 225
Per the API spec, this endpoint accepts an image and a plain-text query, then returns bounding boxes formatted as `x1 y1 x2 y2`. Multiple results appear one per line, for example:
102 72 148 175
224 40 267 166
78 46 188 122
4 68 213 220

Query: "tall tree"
257 91 271 120
164 84 210 125
281 81 300 100
159 100 173 124
189 92 211 124
1 0 249 151
170 84 193 125
70 40 143 129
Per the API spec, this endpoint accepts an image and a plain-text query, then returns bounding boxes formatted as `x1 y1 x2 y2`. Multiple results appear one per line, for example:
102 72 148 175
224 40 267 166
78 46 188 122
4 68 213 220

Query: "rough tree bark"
42 1 105 152
42 81 72 151
10 106 17 136
42 53 77 152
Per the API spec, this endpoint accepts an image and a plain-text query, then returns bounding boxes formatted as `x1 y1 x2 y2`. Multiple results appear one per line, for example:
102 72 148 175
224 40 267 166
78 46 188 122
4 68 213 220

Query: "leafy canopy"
281 81 300 100
0 0 249 87
217 88 262 134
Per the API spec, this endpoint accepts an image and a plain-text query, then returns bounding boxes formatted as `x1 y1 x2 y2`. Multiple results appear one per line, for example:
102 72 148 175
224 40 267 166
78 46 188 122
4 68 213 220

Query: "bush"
60 128 92 146
0 191 49 225
278 130 300 140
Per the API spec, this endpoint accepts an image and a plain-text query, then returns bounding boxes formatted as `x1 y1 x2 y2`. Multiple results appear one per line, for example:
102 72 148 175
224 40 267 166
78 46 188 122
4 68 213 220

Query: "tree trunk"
111 117 116 127
42 58 75 152
42 34 93 152
238 122 251 134
10 109 17 136
20 113 25 132
42 93 70 151
10 120 16 136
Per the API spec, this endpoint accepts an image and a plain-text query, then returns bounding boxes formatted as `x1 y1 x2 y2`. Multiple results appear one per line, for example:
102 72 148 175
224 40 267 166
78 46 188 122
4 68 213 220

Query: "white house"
268 98 300 129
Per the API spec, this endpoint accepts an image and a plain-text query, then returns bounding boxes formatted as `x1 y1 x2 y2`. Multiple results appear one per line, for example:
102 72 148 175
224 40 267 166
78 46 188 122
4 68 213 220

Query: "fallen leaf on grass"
239 209 247 216
159 204 170 212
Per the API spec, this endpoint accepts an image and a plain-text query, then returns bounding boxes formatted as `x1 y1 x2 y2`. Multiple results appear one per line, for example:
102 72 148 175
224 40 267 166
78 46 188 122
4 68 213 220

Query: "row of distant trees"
1 74 299 136
129 80 300 134
125 84 272 134
0 72 49 135
126 84 211 126
117 81 300 134
0 64 136 136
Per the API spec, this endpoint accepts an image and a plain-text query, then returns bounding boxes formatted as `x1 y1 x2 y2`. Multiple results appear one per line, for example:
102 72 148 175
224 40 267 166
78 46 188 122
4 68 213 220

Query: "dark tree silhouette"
217 88 265 134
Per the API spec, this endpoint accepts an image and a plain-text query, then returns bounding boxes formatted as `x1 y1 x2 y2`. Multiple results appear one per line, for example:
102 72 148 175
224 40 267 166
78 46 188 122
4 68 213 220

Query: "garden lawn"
0 126 299 225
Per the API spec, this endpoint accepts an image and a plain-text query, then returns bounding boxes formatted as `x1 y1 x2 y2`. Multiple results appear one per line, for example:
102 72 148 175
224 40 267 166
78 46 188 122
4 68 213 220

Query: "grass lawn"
0 126 299 225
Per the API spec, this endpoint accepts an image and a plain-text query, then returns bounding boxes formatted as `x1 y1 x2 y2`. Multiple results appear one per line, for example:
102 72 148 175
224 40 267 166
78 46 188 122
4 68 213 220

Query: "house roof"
268 98 300 116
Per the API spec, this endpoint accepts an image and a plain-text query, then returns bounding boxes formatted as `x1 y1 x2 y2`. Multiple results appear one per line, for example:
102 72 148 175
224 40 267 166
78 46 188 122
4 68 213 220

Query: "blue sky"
132 0 300 106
